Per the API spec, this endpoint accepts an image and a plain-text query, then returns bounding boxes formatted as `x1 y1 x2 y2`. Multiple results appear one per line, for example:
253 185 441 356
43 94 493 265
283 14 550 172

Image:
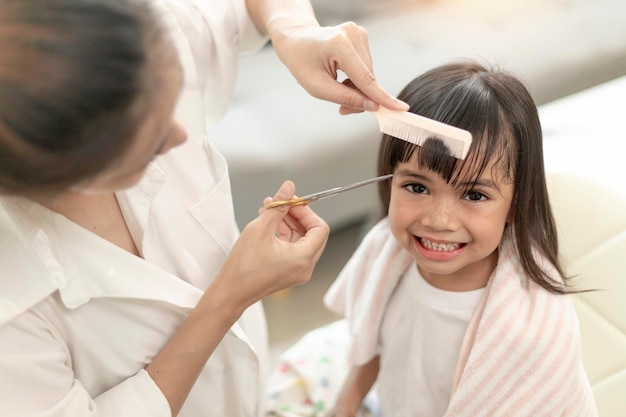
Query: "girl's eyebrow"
394 168 428 179
458 178 500 190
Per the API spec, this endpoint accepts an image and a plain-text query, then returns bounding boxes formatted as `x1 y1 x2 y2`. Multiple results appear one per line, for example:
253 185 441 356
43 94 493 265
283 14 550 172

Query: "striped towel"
324 218 598 416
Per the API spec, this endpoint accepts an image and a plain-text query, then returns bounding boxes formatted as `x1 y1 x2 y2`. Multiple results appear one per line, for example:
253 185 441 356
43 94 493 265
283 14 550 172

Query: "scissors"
264 174 393 209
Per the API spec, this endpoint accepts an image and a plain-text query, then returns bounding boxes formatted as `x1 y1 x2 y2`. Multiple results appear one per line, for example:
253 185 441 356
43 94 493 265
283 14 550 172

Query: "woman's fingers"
261 197 306 240
271 22 409 114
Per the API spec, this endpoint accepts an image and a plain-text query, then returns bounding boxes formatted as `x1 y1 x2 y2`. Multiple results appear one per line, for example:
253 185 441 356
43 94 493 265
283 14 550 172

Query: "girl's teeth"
421 238 460 252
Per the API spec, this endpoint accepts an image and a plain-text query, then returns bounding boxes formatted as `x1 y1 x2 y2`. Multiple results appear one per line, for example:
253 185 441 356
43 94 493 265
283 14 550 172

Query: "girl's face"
388 151 514 291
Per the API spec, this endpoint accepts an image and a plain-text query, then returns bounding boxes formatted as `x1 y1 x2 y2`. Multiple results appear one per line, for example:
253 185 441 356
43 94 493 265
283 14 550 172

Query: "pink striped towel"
324 218 597 416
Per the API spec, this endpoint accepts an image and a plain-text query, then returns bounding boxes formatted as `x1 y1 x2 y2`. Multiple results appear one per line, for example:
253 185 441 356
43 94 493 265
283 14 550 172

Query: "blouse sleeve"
155 0 268 129
0 309 170 417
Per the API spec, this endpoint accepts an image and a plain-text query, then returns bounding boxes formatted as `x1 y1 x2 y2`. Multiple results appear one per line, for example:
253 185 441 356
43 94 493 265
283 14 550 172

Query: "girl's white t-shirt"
377 263 485 417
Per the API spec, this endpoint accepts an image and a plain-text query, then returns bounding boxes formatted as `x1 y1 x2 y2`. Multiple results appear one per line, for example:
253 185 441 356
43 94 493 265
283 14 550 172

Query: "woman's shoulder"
0 197 63 327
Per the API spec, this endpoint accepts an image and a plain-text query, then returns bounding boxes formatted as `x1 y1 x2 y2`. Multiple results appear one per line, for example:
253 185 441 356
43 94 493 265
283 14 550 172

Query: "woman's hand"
270 21 409 115
246 0 409 115
210 180 329 315
146 181 327 415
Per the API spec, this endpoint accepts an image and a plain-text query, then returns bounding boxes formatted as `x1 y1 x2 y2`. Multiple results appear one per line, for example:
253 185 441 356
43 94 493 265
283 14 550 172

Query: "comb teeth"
373 107 472 160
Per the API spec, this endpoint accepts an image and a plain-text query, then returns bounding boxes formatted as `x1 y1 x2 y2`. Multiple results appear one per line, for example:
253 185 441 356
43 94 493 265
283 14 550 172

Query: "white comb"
373 106 473 160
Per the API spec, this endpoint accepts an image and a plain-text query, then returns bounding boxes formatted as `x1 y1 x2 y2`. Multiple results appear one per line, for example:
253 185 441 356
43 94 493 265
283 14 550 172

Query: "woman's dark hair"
0 0 165 195
377 60 568 294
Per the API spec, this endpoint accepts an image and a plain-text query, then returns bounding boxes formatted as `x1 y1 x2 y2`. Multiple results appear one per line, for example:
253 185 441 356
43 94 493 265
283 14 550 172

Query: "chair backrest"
545 136 626 416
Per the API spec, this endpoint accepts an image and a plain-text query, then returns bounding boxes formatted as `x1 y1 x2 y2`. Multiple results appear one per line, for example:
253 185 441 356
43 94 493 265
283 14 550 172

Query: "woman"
0 0 407 415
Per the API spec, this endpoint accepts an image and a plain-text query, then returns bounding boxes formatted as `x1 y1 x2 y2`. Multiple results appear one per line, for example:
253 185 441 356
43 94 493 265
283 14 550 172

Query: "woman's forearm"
145 282 242 416
245 0 319 39
145 181 328 416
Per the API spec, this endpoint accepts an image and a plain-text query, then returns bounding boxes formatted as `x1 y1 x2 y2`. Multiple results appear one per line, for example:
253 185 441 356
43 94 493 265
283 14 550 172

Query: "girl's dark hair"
0 0 164 195
377 60 568 294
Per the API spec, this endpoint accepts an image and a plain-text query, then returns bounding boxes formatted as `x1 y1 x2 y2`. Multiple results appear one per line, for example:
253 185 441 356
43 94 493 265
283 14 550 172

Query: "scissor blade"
302 173 393 202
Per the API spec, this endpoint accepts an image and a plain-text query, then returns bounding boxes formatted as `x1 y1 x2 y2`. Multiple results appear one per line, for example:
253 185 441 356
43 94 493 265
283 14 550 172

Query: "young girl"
323 61 597 416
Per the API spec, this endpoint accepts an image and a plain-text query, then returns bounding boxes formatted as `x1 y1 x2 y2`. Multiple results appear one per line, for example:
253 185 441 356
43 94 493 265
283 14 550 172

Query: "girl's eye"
404 183 428 194
464 191 487 201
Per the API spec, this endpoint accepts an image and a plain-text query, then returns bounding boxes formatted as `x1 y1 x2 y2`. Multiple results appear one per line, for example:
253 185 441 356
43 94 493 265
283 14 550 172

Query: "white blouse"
0 0 270 416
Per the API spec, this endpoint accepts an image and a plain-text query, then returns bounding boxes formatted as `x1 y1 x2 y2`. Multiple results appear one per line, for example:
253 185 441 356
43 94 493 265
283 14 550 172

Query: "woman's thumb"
273 180 296 203
260 180 296 224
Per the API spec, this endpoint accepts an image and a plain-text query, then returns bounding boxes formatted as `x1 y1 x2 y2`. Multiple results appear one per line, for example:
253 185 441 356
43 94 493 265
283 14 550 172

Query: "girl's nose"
420 200 459 231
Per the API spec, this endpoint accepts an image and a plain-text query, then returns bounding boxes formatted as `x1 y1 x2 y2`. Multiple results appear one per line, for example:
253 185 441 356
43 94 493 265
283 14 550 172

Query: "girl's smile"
414 236 466 261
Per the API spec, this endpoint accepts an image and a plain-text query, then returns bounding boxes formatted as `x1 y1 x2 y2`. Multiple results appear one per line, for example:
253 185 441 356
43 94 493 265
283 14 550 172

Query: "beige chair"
548 172 626 416
542 76 626 416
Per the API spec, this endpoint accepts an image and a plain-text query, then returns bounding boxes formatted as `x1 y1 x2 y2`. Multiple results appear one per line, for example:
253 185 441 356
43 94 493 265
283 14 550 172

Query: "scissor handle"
264 197 309 209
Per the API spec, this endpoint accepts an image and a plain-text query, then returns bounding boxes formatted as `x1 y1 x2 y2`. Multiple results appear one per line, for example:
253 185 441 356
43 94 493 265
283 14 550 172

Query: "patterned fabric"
265 320 375 417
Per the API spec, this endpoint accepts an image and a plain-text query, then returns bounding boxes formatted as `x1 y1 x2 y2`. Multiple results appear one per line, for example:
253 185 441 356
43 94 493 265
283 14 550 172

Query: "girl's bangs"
389 84 516 192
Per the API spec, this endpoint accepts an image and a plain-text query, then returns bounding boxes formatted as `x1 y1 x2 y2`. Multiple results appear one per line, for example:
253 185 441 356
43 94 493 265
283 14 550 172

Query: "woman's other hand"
246 0 409 115
271 21 409 115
